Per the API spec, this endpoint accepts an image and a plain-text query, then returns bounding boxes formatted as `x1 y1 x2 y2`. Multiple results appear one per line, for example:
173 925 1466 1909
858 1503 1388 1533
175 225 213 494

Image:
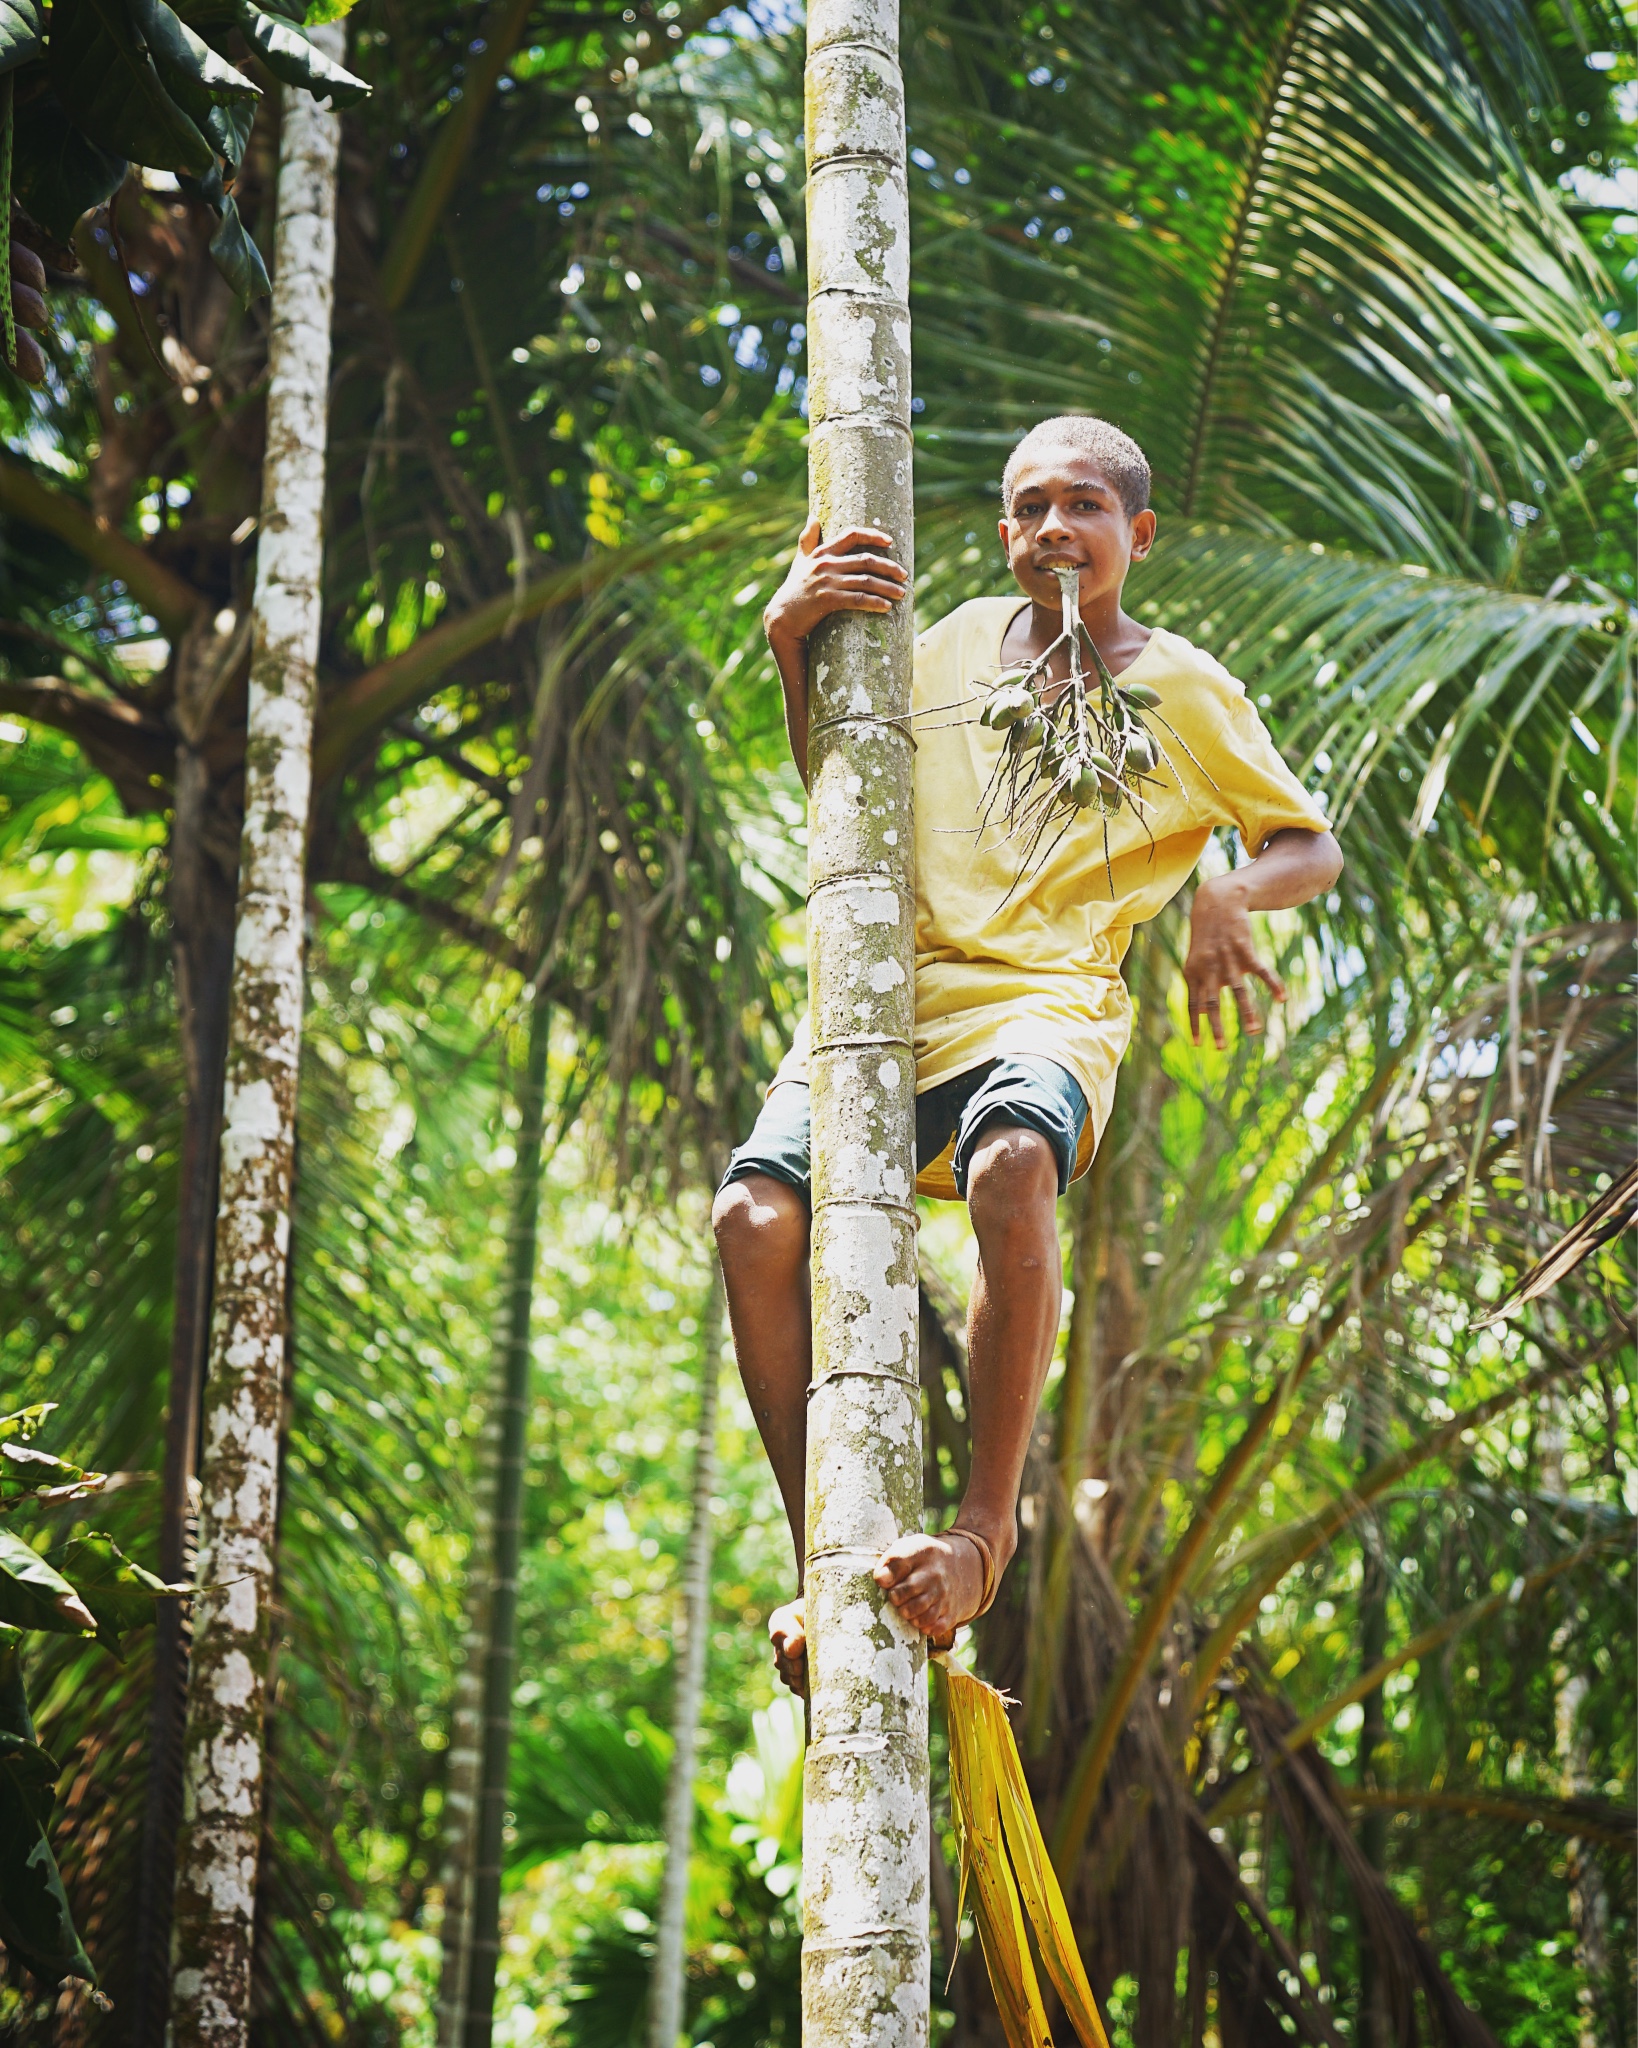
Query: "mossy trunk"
802 3 927 2042
169 37 344 2046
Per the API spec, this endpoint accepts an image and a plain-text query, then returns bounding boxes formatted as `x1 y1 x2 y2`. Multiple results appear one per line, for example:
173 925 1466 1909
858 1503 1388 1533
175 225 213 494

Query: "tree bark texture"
462 995 552 2048
169 43 343 2047
647 1273 726 2048
801 3 928 2042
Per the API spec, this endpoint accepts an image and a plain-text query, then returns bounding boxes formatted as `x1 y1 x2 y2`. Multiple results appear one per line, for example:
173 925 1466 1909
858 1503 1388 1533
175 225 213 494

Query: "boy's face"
998 447 1157 613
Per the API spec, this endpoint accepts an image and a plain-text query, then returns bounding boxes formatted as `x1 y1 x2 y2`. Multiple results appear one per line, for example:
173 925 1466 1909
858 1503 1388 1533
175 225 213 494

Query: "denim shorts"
718 1055 1088 1206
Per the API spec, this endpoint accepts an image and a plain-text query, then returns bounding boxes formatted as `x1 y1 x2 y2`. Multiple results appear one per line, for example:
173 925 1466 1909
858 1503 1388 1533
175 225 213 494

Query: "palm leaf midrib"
1178 0 1317 520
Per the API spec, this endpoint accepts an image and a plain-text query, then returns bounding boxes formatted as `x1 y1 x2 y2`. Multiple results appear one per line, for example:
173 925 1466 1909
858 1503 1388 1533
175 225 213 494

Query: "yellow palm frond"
942 1660 1111 2048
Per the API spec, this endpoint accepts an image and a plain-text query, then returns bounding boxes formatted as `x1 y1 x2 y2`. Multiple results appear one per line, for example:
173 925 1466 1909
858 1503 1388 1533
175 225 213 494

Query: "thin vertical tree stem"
169 38 344 2047
802 2 927 2041
132 771 235 2047
647 1272 726 2048
462 993 552 2048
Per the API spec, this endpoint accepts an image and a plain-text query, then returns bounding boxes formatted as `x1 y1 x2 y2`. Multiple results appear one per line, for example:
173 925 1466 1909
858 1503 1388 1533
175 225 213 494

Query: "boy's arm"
763 517 909 790
1184 827 1343 1048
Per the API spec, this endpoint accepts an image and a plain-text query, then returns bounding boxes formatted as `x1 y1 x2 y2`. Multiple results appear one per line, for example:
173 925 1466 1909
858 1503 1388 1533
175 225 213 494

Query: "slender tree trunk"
168 44 343 2045
130 770 237 2047
1355 1359 1390 2048
462 994 552 2048
1543 1402 1613 2048
801 3 926 2040
434 1439 498 2048
647 1273 726 2048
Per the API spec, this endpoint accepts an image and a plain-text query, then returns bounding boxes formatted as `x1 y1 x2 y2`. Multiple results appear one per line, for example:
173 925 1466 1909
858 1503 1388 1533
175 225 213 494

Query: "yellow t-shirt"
780 595 1330 1199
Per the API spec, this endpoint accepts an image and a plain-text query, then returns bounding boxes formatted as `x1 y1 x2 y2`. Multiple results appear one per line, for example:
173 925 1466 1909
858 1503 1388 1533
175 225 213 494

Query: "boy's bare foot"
769 1597 808 1697
873 1525 1000 1646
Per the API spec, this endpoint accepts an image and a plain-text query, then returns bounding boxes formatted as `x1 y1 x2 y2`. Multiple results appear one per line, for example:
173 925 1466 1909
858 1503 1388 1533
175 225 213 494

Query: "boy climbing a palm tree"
712 415 1343 1694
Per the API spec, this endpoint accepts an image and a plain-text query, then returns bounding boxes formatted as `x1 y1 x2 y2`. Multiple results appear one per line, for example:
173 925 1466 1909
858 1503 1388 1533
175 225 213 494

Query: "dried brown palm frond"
1472 1161 1638 1330
942 1658 1112 2048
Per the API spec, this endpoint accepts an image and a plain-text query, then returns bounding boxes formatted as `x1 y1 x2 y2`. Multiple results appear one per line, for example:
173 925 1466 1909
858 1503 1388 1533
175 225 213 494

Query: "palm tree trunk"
168 42 344 2046
462 993 552 2048
801 2 925 2040
647 1272 726 2048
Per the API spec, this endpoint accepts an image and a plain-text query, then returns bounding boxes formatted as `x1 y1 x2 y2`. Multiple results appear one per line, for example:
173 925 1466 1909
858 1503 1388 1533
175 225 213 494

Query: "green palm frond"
508 1708 670 1867
903 0 1628 580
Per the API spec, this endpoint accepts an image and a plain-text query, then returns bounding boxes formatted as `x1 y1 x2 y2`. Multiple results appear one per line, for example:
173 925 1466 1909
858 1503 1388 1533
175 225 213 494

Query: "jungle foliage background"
0 0 1634 2040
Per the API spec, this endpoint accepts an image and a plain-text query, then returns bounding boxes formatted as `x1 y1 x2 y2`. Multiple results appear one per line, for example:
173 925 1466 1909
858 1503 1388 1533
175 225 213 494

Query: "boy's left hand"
1184 873 1286 1049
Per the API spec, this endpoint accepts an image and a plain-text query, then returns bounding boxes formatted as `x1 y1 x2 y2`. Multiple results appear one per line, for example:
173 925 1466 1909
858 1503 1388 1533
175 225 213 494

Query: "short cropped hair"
1001 415 1151 522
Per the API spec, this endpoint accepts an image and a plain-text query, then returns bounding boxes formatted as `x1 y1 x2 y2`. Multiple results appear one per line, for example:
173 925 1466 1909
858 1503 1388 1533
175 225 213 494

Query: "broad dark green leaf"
51 1531 186 1658
0 1729 55 1837
11 90 126 241
0 1438 106 1511
0 1630 39 1745
0 0 42 74
234 0 369 108
179 161 271 300
203 92 256 170
131 0 261 135
49 0 215 177
0 1636 95 1987
0 1529 94 1636
208 185 269 300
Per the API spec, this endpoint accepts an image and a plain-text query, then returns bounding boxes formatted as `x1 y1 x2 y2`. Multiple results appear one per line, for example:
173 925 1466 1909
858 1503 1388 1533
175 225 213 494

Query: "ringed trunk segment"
169 38 344 2048
802 2 928 2042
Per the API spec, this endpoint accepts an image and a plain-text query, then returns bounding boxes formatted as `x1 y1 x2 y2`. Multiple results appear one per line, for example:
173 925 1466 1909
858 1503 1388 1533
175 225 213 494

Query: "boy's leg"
873 1122 1061 1637
714 1079 1065 1681
711 1169 812 1690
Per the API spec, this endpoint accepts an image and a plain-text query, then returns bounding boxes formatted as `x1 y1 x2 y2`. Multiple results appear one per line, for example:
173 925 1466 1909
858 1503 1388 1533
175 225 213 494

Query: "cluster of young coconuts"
964 568 1173 887
977 668 1164 813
